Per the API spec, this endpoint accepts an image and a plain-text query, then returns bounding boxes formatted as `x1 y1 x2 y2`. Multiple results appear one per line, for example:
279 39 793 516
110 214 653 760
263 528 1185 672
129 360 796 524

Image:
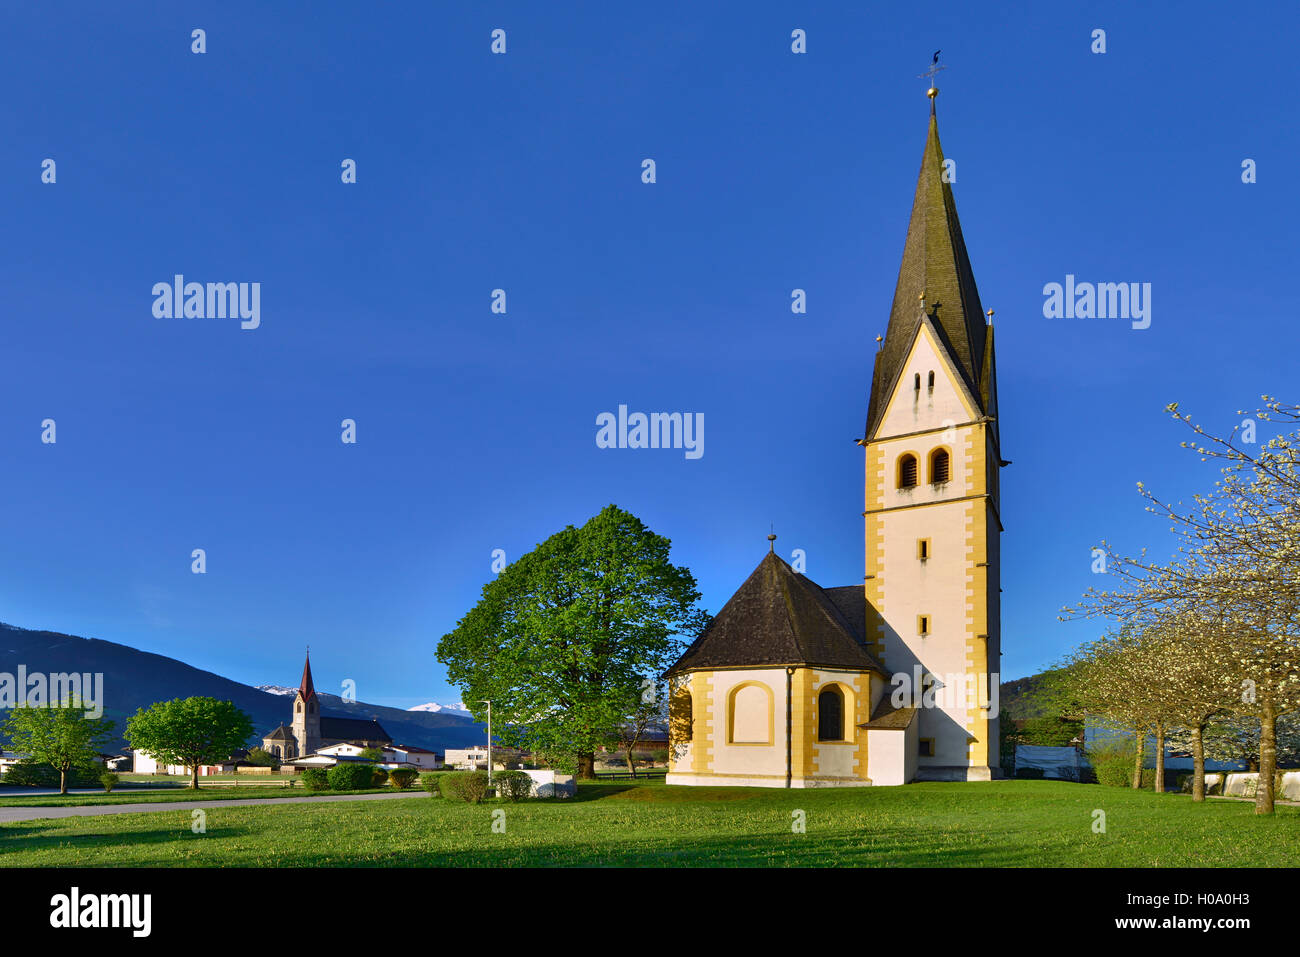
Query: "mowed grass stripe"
0 781 1294 868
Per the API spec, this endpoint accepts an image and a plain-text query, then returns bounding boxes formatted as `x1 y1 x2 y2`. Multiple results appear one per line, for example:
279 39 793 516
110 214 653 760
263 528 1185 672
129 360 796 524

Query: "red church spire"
298 649 316 702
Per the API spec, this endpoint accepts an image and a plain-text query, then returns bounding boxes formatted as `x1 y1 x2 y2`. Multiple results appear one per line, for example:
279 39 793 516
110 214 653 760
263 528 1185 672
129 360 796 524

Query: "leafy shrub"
371 766 389 787
100 771 120 793
495 770 533 802
327 763 377 791
245 747 278 767
388 768 419 789
420 772 443 796
442 770 489 804
1085 741 1137 788
301 768 330 791
1014 767 1046 780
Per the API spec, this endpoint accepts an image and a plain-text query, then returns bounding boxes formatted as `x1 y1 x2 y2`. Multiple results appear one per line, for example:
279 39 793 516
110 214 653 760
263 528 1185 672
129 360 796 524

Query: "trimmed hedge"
99 771 120 793
371 766 389 787
442 770 490 804
420 772 443 796
494 770 533 802
388 768 419 789
328 763 377 791
301 768 330 791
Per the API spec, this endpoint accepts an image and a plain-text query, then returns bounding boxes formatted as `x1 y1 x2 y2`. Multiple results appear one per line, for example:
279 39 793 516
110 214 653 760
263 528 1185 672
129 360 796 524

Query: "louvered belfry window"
931 448 951 484
898 454 918 488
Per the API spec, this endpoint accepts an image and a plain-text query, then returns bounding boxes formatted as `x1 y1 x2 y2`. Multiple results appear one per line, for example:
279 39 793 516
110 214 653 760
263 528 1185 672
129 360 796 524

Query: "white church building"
665 88 1004 788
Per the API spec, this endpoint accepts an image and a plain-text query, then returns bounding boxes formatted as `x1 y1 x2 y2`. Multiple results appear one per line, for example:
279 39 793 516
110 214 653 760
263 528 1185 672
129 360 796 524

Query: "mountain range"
0 622 485 754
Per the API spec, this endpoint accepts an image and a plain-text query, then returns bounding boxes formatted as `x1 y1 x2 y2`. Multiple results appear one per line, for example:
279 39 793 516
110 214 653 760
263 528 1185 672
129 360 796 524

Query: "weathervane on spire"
918 49 945 99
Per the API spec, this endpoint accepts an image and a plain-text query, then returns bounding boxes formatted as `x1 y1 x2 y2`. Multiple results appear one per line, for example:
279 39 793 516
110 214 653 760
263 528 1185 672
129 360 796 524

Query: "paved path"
0 790 430 823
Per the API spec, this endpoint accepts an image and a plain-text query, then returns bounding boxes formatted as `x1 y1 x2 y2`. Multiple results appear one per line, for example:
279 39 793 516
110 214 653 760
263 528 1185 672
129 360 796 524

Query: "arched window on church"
296 702 301 713
670 686 693 743
914 372 921 392
818 686 845 742
930 448 951 485
897 453 918 489
927 370 935 391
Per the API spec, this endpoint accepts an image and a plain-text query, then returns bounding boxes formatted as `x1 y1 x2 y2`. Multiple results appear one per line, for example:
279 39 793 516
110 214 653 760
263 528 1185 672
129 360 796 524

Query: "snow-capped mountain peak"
408 701 471 716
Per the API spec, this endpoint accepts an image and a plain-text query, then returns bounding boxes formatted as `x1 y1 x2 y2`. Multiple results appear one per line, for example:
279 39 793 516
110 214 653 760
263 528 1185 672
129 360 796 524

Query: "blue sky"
2 2 1295 709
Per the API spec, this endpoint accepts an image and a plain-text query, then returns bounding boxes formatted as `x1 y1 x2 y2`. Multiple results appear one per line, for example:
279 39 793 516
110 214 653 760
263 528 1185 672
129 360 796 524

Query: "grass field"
0 786 394 807
2 780 1296 867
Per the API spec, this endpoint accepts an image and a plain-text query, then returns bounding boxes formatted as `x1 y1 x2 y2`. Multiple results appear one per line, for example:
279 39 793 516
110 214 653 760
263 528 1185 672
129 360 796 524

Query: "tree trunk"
1153 722 1166 794
191 763 200 790
576 752 596 780
59 767 68 795
1256 701 1276 815
625 746 637 779
1131 731 1145 789
1191 723 1206 802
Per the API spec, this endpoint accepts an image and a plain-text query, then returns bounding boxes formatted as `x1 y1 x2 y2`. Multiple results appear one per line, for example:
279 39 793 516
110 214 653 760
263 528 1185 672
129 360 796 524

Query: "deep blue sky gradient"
2 2 1296 708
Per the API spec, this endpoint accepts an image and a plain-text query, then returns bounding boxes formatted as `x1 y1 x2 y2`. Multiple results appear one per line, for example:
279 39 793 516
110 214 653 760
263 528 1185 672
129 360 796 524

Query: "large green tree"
437 505 708 779
125 697 254 789
2 699 115 794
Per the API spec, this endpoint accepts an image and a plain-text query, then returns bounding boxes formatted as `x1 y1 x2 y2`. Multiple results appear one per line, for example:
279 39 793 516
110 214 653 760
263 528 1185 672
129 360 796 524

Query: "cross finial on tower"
767 526 777 553
918 50 946 106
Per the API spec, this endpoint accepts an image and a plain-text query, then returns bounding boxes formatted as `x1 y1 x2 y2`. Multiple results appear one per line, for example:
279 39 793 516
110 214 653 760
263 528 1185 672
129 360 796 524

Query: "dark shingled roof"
263 724 294 741
865 104 992 441
664 551 887 676
859 699 917 731
320 716 391 744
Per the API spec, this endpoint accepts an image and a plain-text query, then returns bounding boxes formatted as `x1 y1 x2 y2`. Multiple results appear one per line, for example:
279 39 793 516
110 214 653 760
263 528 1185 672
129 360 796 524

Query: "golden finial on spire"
986 308 994 324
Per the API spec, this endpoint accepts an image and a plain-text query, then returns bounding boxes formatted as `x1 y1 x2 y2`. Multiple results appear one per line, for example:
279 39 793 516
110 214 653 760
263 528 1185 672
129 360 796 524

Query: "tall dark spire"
298 649 316 703
865 102 991 440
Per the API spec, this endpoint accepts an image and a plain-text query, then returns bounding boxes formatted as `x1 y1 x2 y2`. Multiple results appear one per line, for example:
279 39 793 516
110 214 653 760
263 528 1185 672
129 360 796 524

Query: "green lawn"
0 786 393 807
2 780 1296 867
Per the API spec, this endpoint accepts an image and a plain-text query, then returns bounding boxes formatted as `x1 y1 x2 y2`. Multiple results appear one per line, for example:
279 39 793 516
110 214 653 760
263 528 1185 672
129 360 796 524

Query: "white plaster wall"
871 324 990 771
876 498 977 766
876 325 977 459
866 730 905 786
710 669 788 779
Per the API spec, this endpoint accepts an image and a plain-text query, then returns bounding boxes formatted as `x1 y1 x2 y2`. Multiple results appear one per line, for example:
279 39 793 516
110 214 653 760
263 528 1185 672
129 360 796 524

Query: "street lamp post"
480 700 492 785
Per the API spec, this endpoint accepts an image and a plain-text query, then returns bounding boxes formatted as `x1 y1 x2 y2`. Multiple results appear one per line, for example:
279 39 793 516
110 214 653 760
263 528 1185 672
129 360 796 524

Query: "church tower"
291 650 322 758
861 88 1003 780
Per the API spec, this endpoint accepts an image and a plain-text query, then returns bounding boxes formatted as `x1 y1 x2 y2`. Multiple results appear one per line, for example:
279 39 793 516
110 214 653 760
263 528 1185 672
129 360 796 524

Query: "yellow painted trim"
691 672 714 773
